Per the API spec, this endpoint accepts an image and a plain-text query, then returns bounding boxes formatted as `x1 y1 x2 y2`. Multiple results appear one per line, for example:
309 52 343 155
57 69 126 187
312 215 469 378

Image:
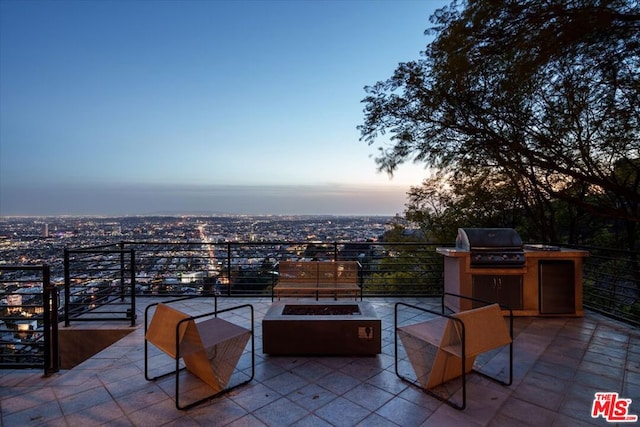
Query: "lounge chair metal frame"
394 292 513 410
144 297 255 410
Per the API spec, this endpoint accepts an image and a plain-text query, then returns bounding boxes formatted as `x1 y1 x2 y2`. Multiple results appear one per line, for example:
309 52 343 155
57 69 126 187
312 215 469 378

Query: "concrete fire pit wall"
262 301 381 356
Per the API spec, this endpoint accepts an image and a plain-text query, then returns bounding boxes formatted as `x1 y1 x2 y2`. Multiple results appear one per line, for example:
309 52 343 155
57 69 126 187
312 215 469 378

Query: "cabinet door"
539 261 575 314
472 275 498 306
498 275 523 310
472 275 523 309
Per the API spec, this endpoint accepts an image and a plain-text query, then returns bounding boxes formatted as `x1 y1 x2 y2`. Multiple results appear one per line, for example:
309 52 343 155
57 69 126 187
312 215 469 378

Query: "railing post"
63 249 70 327
226 242 232 297
42 265 51 374
129 248 136 326
119 241 126 302
42 265 59 375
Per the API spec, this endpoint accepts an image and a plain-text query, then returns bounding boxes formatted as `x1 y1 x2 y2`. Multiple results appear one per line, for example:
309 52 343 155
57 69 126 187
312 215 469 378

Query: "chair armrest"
181 303 254 325
144 296 199 334
394 301 463 330
441 292 513 340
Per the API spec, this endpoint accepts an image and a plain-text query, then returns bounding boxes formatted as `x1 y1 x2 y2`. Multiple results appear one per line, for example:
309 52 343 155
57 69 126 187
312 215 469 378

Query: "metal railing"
0 265 59 375
3 240 636 374
61 241 639 327
569 245 640 327
63 244 136 326
62 241 445 322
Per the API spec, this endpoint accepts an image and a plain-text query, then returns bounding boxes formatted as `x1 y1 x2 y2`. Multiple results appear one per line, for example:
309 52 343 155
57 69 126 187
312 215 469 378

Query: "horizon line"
0 213 399 219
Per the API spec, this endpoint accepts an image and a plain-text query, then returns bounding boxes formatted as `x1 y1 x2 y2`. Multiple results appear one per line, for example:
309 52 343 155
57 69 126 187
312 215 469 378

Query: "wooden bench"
272 260 362 300
144 300 254 410
395 294 513 410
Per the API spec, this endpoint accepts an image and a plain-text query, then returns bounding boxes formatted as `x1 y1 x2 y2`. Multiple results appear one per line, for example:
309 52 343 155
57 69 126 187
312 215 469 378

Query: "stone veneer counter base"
262 301 381 356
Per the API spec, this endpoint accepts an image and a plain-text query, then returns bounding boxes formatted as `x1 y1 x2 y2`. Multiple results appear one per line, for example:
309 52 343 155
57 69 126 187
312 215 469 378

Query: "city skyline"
0 0 447 217
1 182 410 217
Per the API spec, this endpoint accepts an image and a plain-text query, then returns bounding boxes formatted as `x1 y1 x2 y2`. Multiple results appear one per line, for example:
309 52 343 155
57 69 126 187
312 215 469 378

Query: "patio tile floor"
1 297 639 426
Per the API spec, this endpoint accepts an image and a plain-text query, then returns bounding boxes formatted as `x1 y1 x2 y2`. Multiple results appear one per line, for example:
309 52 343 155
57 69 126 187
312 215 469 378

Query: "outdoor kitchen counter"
437 247 589 317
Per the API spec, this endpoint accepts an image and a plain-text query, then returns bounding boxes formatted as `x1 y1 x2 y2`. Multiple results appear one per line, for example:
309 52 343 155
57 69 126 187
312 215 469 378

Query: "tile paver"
1 297 638 426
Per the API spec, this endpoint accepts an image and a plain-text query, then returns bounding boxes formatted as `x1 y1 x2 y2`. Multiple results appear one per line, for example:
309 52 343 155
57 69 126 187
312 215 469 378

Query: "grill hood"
455 228 523 251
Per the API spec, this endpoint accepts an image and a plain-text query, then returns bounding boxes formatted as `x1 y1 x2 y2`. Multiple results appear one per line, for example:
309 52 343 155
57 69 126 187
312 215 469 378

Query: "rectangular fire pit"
262 301 381 356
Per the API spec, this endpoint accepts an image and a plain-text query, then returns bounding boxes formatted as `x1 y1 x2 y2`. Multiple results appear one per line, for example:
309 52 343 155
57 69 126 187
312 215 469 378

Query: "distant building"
6 294 22 313
180 272 205 283
16 319 38 331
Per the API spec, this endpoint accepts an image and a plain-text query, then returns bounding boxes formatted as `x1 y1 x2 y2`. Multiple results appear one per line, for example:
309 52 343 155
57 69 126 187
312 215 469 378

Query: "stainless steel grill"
455 228 525 268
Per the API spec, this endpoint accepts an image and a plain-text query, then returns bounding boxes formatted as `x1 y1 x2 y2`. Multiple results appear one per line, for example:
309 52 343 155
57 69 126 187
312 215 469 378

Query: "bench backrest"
278 261 320 284
278 261 360 285
332 261 359 284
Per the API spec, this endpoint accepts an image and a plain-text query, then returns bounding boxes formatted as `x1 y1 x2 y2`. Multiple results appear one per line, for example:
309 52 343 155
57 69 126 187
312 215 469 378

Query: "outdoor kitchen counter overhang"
262 301 382 356
436 245 590 272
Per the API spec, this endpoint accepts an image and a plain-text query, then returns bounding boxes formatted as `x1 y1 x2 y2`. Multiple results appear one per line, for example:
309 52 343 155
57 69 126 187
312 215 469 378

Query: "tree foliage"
360 0 640 247
403 170 536 241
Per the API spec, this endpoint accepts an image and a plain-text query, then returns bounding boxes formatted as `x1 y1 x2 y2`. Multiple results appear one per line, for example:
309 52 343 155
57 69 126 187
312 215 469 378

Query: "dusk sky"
0 0 446 217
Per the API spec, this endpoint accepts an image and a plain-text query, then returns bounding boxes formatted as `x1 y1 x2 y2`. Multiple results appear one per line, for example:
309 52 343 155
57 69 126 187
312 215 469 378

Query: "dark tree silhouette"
360 0 639 248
